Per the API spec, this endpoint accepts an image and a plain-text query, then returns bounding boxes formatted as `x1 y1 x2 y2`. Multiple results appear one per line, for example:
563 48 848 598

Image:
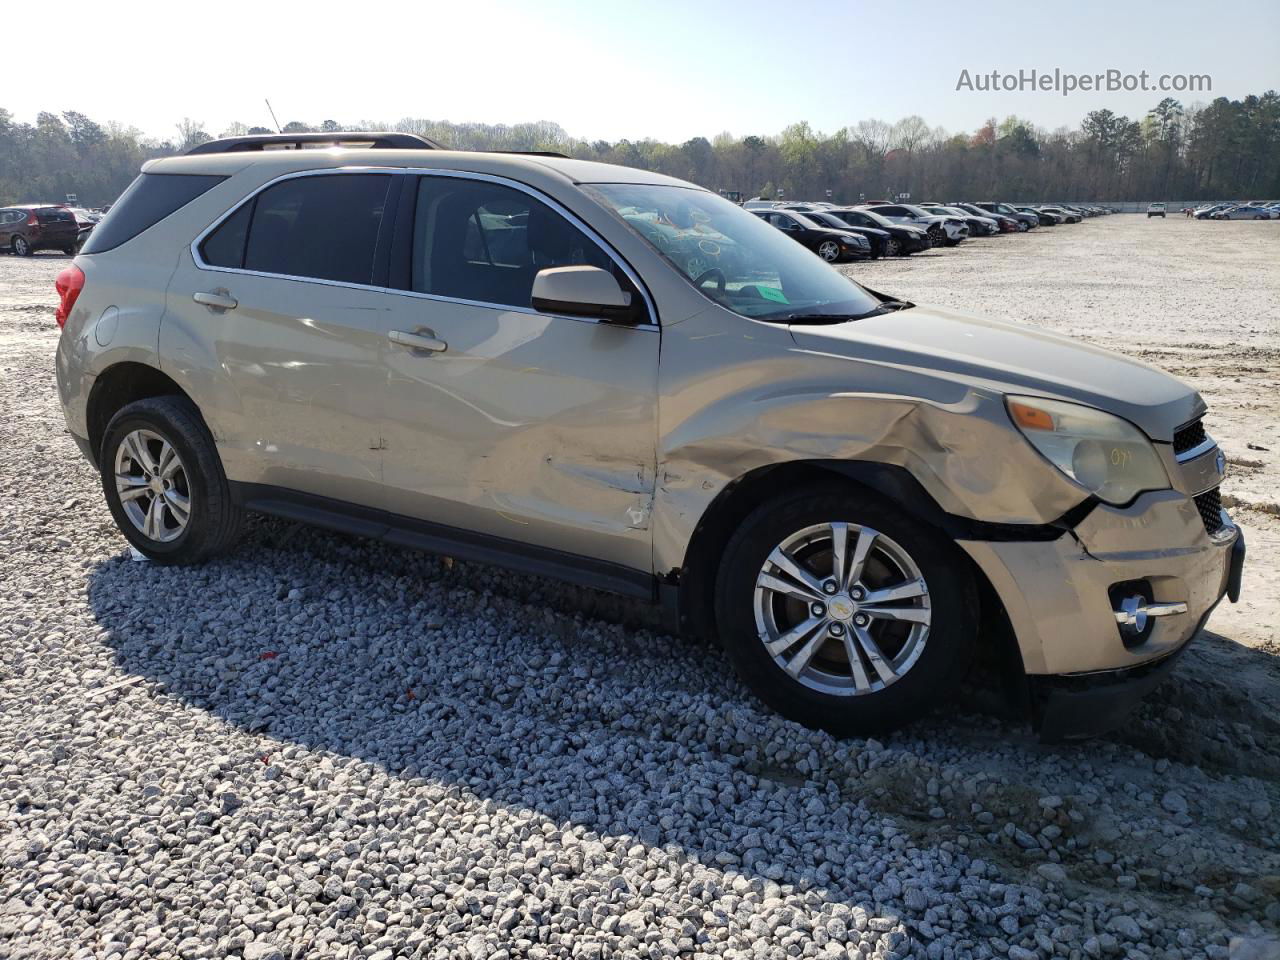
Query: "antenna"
264 99 282 133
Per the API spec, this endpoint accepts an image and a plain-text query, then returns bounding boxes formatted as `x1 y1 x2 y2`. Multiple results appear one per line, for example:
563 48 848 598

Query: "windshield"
899 204 936 218
587 183 882 321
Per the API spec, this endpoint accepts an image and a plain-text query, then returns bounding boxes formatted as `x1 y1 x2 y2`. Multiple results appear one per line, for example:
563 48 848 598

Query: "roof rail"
484 150 571 159
186 131 444 156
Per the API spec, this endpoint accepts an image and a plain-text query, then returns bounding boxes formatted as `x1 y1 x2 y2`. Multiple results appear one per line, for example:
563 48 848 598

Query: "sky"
7 0 1278 143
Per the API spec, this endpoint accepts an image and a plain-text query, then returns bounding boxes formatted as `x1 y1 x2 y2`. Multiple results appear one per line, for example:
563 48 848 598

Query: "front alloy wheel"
715 488 976 735
817 240 841 262
753 522 930 695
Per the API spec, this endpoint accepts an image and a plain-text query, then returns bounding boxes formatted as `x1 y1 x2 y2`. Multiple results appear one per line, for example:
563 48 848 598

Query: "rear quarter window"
81 173 226 254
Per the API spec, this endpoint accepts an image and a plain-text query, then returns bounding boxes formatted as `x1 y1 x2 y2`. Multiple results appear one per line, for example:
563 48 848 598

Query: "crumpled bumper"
957 489 1243 736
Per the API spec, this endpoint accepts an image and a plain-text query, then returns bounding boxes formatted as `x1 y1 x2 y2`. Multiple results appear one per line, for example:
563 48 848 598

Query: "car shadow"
83 515 1279 926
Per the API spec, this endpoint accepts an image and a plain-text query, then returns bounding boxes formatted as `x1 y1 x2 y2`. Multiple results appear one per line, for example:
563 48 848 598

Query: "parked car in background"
1015 206 1058 226
1147 203 1166 218
920 204 998 236
1193 204 1231 219
1037 205 1081 223
863 203 967 246
68 207 103 252
801 211 894 258
953 202 1021 232
974 202 1039 230
752 209 873 261
1216 205 1276 220
55 134 1244 738
822 208 932 256
0 204 82 256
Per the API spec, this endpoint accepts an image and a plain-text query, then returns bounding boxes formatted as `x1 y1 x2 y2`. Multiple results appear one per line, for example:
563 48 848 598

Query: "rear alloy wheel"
12 236 31 257
101 395 243 563
817 240 841 262
716 488 976 735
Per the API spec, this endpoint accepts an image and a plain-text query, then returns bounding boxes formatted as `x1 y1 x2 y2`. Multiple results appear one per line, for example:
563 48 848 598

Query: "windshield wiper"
783 300 914 324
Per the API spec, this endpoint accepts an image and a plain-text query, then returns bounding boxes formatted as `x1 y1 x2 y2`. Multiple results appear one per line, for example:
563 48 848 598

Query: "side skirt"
229 482 657 602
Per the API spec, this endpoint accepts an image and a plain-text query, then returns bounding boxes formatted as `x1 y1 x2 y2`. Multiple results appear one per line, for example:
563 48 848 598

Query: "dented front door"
377 294 659 573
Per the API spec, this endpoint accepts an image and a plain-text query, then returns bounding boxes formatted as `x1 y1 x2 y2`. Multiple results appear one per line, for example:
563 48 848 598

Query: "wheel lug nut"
854 614 869 626
851 586 865 600
822 580 838 595
811 603 826 617
828 622 844 636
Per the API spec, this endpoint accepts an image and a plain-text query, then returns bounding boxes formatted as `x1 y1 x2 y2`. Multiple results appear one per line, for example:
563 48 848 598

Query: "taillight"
55 264 85 328
26 211 39 227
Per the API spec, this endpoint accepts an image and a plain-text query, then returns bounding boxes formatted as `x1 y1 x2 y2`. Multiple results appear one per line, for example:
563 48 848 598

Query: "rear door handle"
193 290 238 311
388 329 448 354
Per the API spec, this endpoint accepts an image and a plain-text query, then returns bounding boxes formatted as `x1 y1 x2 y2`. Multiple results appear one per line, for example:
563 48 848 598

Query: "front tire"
12 236 32 256
100 396 243 564
885 237 902 257
817 240 841 262
715 487 977 735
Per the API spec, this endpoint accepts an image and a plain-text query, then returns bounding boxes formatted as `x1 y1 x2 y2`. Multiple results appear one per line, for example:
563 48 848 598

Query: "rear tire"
714 486 977 735
100 396 243 564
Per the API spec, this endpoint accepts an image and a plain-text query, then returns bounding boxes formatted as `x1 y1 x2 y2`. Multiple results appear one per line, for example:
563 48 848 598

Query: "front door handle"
388 329 448 354
193 290 238 311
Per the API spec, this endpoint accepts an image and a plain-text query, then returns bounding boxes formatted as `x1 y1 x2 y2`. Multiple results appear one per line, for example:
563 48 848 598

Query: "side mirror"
531 266 640 323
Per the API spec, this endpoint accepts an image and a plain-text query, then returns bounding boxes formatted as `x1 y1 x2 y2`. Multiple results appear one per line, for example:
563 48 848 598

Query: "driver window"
411 176 615 309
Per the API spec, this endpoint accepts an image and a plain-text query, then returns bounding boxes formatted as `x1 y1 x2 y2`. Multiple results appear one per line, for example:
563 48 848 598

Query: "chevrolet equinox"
54 132 1245 739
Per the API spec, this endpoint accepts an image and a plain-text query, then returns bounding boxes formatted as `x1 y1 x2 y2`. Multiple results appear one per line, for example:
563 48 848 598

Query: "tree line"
2 92 1277 208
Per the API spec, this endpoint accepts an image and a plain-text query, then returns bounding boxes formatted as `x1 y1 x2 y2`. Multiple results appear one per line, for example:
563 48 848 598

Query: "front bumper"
959 489 1241 676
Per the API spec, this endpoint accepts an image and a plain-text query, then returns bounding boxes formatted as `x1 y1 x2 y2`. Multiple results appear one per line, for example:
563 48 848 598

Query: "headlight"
1006 396 1170 505
843 235 868 246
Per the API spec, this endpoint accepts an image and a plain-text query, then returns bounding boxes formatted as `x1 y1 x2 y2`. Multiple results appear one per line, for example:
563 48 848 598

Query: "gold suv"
54 133 1244 739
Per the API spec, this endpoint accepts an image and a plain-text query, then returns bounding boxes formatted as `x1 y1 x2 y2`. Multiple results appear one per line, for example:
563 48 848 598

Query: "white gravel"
2 218 1278 960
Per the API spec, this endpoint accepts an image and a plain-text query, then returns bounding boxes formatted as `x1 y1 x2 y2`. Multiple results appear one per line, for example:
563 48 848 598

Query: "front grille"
1194 487 1226 535
1174 419 1208 456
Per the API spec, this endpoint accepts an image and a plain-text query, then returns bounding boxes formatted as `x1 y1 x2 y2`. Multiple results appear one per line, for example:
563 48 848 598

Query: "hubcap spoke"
844 527 878 590
854 624 898 684
119 484 151 503
143 496 164 539
862 605 931 625
156 442 179 479
758 572 824 604
861 578 927 605
163 489 190 523
840 633 871 691
765 615 824 657
766 547 826 598
830 522 849 586
783 625 829 678
125 432 157 475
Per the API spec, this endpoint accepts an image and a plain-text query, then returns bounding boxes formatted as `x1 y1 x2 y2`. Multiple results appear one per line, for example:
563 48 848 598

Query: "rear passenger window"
81 173 226 254
410 177 613 309
200 174 391 285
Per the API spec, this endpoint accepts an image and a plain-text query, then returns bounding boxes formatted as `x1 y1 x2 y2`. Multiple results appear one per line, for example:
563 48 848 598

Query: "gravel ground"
2 216 1278 960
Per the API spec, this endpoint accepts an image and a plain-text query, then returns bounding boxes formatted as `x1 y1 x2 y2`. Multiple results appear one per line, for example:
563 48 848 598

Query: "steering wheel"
692 267 726 295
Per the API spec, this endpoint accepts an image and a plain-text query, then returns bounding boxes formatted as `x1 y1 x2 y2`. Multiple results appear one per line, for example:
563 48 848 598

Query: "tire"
100 395 243 564
12 235 32 256
885 238 901 257
817 240 841 262
61 245 76 256
714 486 978 735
